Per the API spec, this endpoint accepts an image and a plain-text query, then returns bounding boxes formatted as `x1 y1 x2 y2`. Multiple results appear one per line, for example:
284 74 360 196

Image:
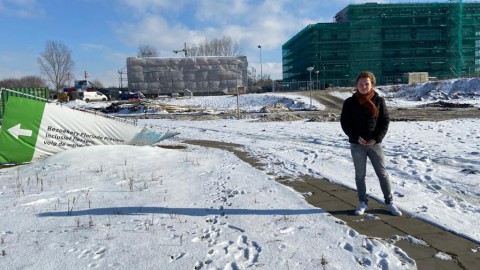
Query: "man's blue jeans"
350 143 393 205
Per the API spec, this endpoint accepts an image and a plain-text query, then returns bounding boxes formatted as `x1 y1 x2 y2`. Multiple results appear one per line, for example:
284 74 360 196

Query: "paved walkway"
285 176 479 270
184 140 480 270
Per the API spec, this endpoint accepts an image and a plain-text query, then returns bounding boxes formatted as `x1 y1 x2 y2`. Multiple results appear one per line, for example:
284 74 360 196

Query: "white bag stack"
127 56 248 96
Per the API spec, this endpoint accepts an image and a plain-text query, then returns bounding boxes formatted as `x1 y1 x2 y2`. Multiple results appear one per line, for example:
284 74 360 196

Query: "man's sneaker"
355 202 368 215
386 203 402 216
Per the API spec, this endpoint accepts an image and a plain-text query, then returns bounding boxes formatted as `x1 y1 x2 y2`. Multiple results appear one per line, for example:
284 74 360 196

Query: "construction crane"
173 42 190 57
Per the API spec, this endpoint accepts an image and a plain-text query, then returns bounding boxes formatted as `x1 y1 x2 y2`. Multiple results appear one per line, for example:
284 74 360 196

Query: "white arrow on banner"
8 123 33 140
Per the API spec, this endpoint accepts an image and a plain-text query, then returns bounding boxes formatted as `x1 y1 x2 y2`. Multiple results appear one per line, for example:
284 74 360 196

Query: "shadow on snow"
36 206 325 217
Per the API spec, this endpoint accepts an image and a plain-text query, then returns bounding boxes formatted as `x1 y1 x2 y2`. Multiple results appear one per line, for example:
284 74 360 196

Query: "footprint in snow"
427 184 442 192
418 205 428 212
444 199 456 208
343 242 354 252
203 235 261 269
169 252 186 262
423 175 432 181
347 229 358 238
358 257 373 267
279 226 296 234
362 238 374 252
77 246 107 261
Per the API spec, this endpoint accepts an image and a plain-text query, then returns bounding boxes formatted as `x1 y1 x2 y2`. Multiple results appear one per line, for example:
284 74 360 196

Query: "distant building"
282 1 480 87
127 56 248 96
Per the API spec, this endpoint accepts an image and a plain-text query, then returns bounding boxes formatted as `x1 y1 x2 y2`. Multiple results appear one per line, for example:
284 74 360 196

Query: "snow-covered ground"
379 77 480 108
64 77 480 114
63 92 326 114
156 92 326 112
1 79 479 269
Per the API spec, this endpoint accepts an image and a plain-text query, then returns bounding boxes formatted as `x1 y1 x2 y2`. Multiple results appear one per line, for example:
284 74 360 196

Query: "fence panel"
0 88 50 120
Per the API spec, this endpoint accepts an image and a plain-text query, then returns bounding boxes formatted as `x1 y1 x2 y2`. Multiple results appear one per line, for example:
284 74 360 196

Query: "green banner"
0 95 177 164
0 97 45 163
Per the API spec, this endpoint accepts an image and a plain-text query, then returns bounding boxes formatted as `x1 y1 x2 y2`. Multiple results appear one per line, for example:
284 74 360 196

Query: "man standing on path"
340 71 402 216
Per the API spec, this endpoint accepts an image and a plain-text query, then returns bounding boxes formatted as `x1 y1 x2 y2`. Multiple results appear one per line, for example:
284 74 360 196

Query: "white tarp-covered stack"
127 56 248 96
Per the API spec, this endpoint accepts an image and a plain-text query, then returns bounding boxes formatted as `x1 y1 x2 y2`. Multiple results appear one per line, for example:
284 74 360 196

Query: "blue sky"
0 0 443 87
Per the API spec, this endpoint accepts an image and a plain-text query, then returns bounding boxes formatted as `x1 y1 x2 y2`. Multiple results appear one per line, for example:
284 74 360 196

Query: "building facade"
282 1 480 87
127 56 248 96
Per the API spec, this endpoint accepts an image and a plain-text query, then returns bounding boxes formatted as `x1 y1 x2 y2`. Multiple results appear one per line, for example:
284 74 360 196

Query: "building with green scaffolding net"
282 1 480 89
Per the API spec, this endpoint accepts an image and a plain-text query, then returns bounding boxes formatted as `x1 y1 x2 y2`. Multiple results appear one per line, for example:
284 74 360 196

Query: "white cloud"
195 0 251 24
263 61 283 80
119 0 187 15
0 0 46 18
116 15 194 54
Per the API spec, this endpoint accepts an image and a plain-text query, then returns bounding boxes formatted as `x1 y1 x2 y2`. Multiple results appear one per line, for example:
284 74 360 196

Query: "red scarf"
355 89 379 117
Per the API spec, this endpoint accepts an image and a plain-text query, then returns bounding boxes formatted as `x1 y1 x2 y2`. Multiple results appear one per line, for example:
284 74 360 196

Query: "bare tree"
89 79 104 88
19 75 48 87
189 36 244 56
0 78 22 88
138 44 159 57
38 40 74 92
0 76 47 88
257 74 272 88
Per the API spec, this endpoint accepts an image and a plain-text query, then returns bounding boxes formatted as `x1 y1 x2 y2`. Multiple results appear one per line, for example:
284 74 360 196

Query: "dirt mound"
256 113 304 122
418 101 474 108
259 103 292 113
184 114 223 121
306 113 339 122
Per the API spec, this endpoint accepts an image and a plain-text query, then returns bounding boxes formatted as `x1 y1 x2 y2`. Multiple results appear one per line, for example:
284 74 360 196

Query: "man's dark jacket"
340 91 390 144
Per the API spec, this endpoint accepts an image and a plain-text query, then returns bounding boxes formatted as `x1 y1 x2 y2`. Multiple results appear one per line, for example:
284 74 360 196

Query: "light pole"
258 45 262 87
307 67 314 109
315 70 319 90
173 42 189 57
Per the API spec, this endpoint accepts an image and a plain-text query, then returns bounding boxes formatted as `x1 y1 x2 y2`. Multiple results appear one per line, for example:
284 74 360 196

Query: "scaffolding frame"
282 1 480 87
